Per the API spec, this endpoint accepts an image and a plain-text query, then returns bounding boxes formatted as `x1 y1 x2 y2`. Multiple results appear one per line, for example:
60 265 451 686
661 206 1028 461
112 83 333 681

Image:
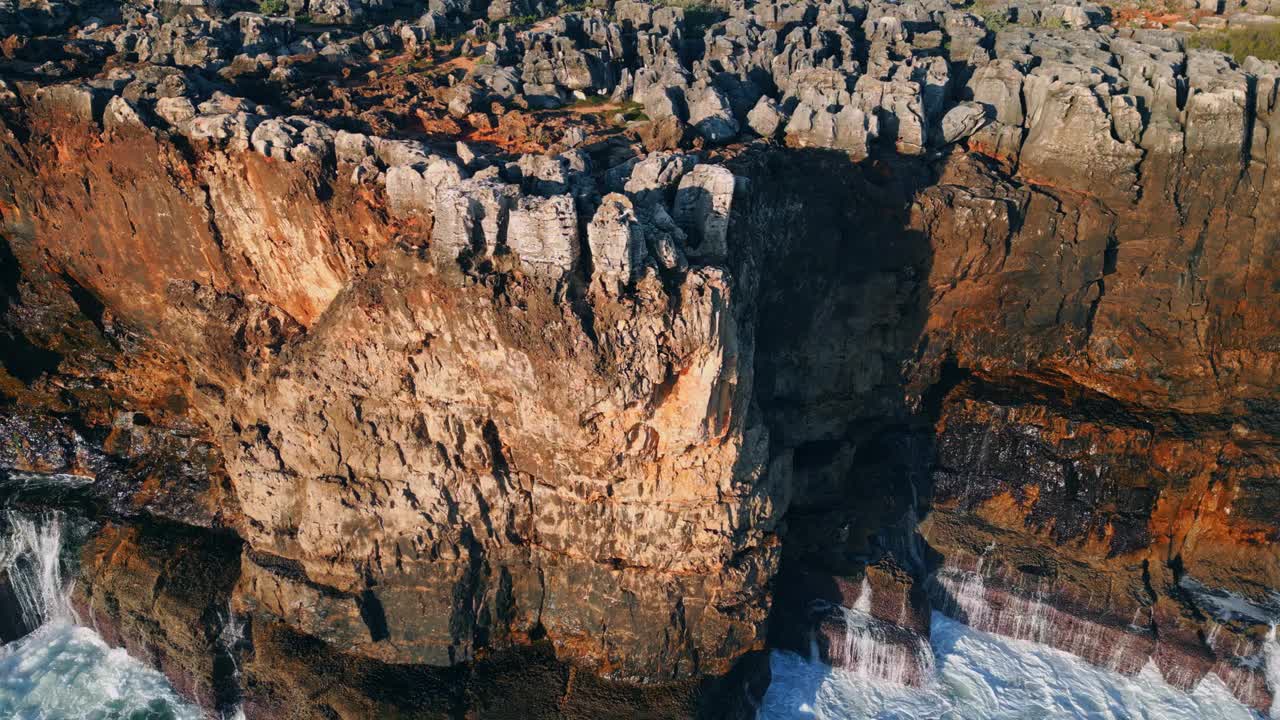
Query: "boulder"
687 83 740 144
747 95 784 138
940 101 990 144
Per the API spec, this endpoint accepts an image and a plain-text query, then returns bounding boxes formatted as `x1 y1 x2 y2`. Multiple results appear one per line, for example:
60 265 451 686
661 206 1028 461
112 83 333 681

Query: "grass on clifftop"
258 0 287 15
1187 26 1280 63
969 1 1072 31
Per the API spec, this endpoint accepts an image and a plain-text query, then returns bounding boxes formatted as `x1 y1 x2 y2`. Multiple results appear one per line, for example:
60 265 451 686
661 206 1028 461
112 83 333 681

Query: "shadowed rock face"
4 0 1280 715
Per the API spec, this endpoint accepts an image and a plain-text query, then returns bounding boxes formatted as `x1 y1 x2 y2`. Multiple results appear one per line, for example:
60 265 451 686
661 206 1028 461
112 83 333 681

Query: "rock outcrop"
3 0 1280 716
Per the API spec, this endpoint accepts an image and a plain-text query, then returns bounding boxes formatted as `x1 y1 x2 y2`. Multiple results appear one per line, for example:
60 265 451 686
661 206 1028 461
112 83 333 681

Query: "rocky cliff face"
3 0 1280 716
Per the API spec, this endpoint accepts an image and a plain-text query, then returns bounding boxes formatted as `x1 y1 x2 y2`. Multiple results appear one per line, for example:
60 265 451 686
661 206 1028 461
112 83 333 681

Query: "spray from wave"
0 511 76 631
0 510 203 719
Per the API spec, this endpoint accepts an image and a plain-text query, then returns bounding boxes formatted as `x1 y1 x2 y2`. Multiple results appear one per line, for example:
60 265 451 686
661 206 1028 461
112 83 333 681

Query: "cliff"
2 0 1280 716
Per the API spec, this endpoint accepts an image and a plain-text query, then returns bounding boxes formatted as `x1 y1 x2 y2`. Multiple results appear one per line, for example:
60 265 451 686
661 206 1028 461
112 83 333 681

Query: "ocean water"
761 612 1267 720
0 509 203 720
0 622 204 720
1 615 1263 720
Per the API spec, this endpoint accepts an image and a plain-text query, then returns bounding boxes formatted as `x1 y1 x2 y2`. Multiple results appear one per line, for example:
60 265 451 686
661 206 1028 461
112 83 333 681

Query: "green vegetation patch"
969 1 1075 31
570 93 613 108
971 1 1010 31
619 100 648 122
500 0 591 29
258 0 288 15
1187 25 1280 62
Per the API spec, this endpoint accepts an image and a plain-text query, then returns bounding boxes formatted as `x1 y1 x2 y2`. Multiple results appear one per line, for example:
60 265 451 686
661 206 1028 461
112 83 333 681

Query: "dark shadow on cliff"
722 144 951 712
241 621 760 720
0 233 64 384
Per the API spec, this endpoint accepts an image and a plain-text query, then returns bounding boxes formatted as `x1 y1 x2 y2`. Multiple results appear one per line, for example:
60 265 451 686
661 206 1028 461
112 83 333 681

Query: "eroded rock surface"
3 0 1280 716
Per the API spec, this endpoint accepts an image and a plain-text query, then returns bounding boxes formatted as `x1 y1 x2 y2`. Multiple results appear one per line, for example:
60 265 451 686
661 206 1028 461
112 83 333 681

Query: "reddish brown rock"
6 11 1280 713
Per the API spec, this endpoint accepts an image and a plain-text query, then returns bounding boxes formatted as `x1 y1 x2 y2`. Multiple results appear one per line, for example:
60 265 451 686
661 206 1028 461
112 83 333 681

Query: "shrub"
971 1 1010 32
258 0 287 15
506 13 541 29
571 94 612 108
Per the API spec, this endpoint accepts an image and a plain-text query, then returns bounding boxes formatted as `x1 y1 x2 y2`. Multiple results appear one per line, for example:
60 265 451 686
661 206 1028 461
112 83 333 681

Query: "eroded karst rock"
4 0 1280 715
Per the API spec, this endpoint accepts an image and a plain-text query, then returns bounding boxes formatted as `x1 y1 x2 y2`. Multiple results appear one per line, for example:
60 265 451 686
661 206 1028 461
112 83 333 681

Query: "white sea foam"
0 511 75 629
0 511 203 720
761 612 1267 720
852 577 872 614
0 621 204 720
0 510 1268 720
1265 624 1280 719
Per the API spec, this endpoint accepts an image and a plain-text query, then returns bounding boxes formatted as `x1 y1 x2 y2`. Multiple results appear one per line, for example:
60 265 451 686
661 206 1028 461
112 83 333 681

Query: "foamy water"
1 612 1265 720
0 509 203 720
762 612 1266 720
0 621 204 720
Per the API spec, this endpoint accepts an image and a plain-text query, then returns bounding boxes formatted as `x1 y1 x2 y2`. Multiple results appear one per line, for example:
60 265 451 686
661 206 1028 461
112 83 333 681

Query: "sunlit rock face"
0 112 783 680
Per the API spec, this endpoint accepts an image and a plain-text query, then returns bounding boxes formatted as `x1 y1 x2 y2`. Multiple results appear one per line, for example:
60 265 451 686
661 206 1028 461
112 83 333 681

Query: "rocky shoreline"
3 0 1280 715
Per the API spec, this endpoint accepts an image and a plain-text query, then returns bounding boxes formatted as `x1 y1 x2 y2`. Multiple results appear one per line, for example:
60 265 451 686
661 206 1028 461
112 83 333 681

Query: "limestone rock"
385 156 466 218
588 193 647 285
687 83 740 145
624 151 695 206
431 179 521 262
940 101 989 144
103 96 146 133
747 95 783 138
506 194 579 280
673 164 737 260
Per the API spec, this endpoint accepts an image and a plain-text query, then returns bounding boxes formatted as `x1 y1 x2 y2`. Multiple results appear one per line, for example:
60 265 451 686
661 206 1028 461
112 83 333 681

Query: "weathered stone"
515 153 571 196
673 164 737 260
641 203 689 272
156 96 197 126
430 179 520 261
9 4 1280 717
31 83 107 123
687 83 740 144
746 95 783 138
505 194 579 280
334 130 373 164
624 151 695 206
940 101 989 144
385 156 465 218
785 102 879 158
588 193 648 284
103 95 147 133
1018 82 1143 200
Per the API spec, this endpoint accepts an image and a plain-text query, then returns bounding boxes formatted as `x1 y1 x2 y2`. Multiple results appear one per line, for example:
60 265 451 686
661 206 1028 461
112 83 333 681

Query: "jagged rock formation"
3 0 1280 716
